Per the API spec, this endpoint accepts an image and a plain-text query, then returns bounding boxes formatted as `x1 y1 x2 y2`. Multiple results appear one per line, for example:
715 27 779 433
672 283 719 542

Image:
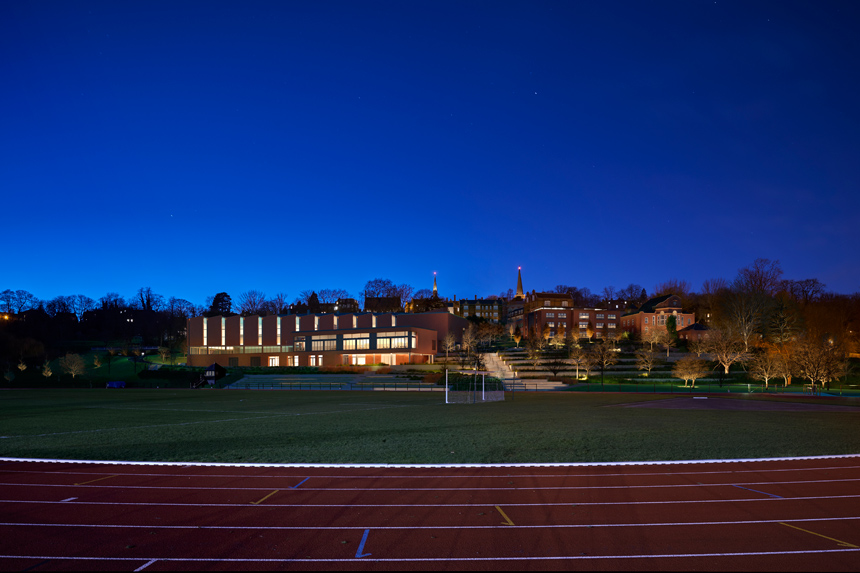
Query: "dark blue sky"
3 0 859 306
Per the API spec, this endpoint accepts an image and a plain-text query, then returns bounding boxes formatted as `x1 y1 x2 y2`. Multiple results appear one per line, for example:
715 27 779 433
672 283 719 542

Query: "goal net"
444 371 505 404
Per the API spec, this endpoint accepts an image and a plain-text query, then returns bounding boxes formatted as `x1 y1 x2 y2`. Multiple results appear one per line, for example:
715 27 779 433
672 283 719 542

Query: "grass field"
1 389 858 464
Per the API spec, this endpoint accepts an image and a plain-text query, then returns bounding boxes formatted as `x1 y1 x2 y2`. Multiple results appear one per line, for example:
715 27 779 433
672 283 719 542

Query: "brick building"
186 311 469 368
620 294 696 338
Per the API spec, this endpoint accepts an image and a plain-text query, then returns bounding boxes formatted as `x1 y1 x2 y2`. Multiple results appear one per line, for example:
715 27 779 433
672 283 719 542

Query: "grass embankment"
0 390 857 464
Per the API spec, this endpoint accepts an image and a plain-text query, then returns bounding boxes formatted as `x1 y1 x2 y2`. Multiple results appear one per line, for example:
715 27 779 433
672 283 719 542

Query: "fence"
502 378 860 397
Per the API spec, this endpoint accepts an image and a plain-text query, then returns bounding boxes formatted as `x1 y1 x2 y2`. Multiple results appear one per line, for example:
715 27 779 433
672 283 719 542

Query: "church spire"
433 271 438 297
516 266 524 299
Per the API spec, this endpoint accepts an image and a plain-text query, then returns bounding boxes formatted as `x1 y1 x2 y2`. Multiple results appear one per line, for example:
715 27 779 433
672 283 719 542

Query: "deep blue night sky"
3 0 859 306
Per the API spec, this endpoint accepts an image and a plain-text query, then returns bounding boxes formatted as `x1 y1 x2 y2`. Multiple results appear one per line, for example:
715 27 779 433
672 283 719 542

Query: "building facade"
186 311 469 368
520 291 623 339
620 294 696 338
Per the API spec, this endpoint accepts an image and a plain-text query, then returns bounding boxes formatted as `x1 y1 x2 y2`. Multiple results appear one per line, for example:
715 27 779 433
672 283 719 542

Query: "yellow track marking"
495 505 515 526
780 522 859 548
251 490 279 505
74 475 118 486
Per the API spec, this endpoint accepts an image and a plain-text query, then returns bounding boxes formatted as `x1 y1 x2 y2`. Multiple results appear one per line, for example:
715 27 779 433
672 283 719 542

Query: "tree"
318 288 352 304
722 286 772 352
792 335 846 390
92 354 101 368
653 279 692 300
666 315 678 340
512 326 522 348
701 328 748 375
542 351 569 379
442 332 457 361
158 346 171 363
748 350 782 389
209 292 232 315
59 353 86 379
266 292 290 315
581 349 599 380
635 348 661 376
642 327 668 351
737 258 784 297
568 344 587 380
586 320 595 341
41 361 52 379
237 290 267 315
135 287 165 312
591 341 618 385
307 291 321 313
673 357 709 387
17 360 27 372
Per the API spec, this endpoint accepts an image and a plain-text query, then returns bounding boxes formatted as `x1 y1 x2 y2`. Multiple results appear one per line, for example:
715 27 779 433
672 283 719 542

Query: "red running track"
0 457 859 571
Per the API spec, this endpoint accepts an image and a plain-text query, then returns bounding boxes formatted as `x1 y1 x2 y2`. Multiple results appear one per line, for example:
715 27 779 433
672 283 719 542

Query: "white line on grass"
2 477 858 491
1 453 858 468
2 494 859 509
1 549 859 562
2 516 859 531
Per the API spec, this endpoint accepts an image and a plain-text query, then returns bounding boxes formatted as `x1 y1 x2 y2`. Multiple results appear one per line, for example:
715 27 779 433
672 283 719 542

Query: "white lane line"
3 477 858 492
0 405 423 440
3 453 859 468
133 559 157 571
1 493 858 508
1 549 859 562
4 465 858 480
60 497 77 502
2 515 859 530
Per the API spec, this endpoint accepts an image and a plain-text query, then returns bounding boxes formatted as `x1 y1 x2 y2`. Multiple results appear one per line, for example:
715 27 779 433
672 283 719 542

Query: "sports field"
1 390 858 464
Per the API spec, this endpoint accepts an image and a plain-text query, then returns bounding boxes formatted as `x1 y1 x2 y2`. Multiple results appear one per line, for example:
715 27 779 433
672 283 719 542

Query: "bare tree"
93 355 101 368
592 341 618 385
792 335 846 390
442 332 457 361
722 287 771 352
642 327 667 351
17 360 27 372
653 279 692 299
41 361 52 379
13 290 39 313
701 329 748 375
581 349 599 380
135 287 165 311
318 288 351 304
635 348 661 376
59 353 86 379
69 294 95 321
673 357 709 387
266 292 289 315
461 325 477 356
543 352 569 379
736 258 784 296
158 346 171 362
236 290 267 315
568 344 587 380
748 350 782 389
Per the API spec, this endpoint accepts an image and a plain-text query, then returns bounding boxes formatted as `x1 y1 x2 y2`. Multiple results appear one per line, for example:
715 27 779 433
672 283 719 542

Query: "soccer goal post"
445 369 505 404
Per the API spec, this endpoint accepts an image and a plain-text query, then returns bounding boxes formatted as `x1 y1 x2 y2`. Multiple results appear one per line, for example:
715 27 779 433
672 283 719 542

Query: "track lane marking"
355 529 372 558
5 477 858 491
250 490 278 505
8 464 859 480
780 522 859 548
290 478 310 489
3 453 859 468
732 485 782 498
2 516 858 530
1 549 859 562
495 506 515 525
73 475 118 486
134 559 158 571
3 493 859 508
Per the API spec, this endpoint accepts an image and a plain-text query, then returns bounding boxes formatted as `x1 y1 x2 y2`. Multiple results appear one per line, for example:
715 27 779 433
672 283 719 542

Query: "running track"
1 456 859 571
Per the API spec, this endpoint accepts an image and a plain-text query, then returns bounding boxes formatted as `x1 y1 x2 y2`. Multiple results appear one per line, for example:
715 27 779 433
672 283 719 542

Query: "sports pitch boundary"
2 453 858 468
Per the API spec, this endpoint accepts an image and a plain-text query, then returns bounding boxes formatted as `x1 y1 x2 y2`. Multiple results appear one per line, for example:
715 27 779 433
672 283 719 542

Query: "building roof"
623 294 681 316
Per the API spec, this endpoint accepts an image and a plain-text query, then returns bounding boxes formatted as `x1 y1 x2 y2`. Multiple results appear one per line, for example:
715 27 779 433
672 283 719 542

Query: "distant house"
620 294 696 338
678 322 710 342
